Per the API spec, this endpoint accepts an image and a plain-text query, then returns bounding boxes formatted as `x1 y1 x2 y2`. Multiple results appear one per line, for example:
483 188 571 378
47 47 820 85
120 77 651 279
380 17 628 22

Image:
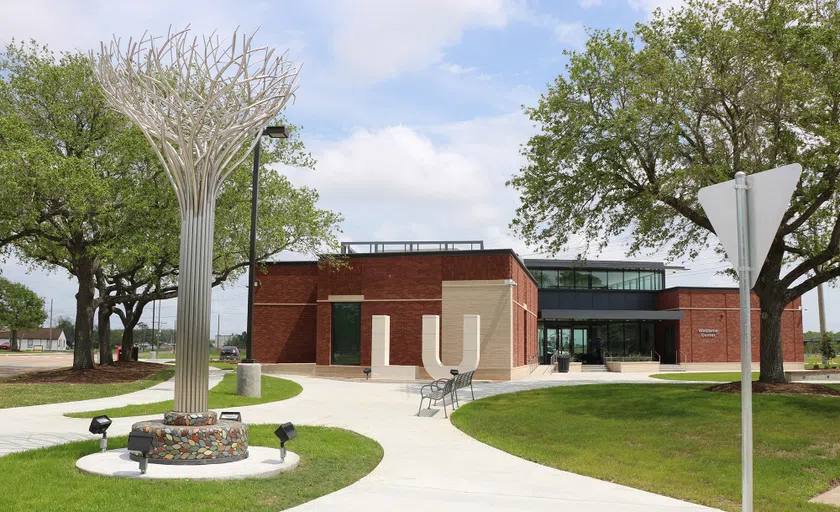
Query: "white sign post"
697 163 802 512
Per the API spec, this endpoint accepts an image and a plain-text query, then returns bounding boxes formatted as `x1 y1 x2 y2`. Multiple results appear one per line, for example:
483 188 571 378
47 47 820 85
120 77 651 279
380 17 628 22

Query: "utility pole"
49 299 53 350
151 300 156 352
818 282 828 365
216 314 220 350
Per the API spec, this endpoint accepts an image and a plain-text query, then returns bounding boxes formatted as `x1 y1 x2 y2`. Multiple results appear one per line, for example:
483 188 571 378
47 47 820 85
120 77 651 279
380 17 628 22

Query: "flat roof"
524 259 666 271
265 248 539 287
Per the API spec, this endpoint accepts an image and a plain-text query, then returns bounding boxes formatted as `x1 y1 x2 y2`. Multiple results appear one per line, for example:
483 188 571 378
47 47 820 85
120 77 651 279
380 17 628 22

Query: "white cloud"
439 62 478 75
326 0 511 83
281 111 535 252
554 21 587 47
628 0 686 16
579 0 602 7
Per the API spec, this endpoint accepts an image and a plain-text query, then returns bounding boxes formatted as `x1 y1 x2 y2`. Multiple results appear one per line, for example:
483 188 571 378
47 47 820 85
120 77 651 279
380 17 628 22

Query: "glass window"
624 323 640 355
639 271 655 290
640 323 655 355
542 269 559 288
558 270 575 289
530 269 543 287
572 328 588 358
590 270 608 289
575 270 591 289
607 271 624 289
657 272 665 290
624 270 640 290
331 302 361 365
608 323 624 356
558 328 570 353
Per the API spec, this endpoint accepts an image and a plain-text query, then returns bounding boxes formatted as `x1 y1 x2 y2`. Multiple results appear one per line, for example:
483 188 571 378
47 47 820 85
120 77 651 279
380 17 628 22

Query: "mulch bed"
707 381 840 397
2 361 170 384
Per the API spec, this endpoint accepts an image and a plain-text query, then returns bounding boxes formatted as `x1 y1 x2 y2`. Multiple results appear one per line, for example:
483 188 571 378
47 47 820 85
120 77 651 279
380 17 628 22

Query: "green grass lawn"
652 371 759 382
0 425 382 512
66 374 302 418
0 369 174 409
210 361 237 370
452 383 840 512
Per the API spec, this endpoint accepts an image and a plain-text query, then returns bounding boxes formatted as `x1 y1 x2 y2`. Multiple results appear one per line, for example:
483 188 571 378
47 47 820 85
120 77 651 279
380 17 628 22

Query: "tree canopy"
0 41 342 369
0 277 47 351
509 0 840 382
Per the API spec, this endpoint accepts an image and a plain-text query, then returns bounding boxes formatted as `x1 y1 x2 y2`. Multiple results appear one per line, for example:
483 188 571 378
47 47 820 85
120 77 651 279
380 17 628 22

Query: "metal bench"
451 370 475 408
418 378 456 418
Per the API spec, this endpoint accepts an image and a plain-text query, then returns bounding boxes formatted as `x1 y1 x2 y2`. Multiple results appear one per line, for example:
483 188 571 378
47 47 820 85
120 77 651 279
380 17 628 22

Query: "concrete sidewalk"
0 367 225 456
0 369 720 511
236 374 720 512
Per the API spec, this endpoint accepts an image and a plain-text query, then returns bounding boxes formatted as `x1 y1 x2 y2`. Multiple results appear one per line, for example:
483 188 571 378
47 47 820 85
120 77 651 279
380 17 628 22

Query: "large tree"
0 277 47 351
0 41 342 370
0 41 154 369
509 0 840 382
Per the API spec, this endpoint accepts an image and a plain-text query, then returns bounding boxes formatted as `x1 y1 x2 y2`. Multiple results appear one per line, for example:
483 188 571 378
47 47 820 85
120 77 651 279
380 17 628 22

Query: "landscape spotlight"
450 369 460 377
219 411 242 422
274 422 297 463
127 431 155 475
88 415 112 452
363 368 371 380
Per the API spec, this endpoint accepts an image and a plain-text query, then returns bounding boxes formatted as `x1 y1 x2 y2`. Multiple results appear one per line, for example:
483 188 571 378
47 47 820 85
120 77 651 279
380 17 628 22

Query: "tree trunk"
72 259 96 370
174 202 215 413
757 293 786 383
118 301 146 349
98 303 113 365
10 329 18 352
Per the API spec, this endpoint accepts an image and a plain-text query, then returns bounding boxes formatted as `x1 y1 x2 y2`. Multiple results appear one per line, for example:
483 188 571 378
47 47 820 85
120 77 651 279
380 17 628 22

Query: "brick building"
253 242 539 380
252 242 804 379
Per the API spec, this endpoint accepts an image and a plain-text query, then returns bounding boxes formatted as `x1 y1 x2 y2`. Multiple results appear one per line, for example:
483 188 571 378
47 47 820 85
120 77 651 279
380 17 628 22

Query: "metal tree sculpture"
94 28 299 413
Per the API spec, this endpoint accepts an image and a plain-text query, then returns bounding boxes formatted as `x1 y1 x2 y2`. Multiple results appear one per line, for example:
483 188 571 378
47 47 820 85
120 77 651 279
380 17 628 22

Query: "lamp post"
238 125 287 398
244 125 287 364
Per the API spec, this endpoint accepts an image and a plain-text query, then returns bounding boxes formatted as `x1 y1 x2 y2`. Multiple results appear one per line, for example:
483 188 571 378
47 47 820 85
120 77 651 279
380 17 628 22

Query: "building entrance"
539 325 594 364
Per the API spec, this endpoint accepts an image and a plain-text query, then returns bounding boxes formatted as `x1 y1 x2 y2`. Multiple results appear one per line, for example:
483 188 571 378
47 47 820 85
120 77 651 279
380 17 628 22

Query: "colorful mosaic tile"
131 414 248 465
163 410 217 426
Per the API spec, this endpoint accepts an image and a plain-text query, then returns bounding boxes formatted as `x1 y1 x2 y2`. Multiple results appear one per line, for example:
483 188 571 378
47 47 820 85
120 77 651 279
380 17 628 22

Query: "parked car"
220 346 240 360
0 342 10 350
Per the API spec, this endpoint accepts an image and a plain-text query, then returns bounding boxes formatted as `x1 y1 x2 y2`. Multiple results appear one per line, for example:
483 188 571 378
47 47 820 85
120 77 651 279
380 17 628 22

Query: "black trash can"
131 345 139 362
557 353 571 373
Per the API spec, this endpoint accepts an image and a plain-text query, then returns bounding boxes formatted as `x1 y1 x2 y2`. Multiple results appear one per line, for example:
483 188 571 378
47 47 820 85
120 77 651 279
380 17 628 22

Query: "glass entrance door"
571 327 589 362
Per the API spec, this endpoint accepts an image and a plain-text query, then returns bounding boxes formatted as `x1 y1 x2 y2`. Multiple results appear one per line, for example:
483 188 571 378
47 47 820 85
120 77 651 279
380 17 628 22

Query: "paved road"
0 352 74 378
0 368 720 511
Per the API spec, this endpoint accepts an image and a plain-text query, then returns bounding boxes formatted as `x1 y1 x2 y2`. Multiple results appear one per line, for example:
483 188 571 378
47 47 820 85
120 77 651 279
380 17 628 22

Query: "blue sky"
1 0 828 335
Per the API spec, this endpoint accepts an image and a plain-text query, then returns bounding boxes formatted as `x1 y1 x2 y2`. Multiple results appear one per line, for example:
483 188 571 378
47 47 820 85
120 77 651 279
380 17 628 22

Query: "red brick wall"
657 288 803 363
252 264 318 363
258 251 525 367
511 260 539 367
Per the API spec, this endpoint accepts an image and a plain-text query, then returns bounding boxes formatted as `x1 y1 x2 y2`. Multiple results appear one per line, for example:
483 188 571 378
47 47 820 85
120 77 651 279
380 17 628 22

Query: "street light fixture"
244 125 288 364
89 415 112 452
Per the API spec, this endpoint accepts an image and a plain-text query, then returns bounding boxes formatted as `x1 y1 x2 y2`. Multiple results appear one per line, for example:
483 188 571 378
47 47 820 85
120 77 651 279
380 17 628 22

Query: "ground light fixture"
127 431 155 474
219 411 242 422
363 368 371 380
450 369 460 377
88 415 112 452
274 422 297 463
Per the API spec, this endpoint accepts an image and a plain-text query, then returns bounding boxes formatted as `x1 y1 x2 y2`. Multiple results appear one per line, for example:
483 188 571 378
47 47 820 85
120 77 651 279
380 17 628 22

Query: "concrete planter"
785 369 840 382
606 361 660 373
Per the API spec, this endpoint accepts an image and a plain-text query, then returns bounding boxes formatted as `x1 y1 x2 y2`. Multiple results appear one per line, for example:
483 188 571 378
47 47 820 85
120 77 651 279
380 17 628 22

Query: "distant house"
0 328 67 351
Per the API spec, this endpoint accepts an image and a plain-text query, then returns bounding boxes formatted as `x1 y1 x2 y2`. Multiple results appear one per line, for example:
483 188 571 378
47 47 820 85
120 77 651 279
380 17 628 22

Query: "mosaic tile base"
164 411 217 426
131 415 248 465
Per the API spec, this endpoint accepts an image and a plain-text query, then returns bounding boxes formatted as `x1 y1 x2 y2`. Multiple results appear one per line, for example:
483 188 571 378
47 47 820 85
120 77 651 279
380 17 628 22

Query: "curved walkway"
0 366 225 456
0 369 720 511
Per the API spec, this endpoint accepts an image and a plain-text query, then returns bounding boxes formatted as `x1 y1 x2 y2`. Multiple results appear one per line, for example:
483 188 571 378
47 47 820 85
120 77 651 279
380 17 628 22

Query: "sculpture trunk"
174 199 216 413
